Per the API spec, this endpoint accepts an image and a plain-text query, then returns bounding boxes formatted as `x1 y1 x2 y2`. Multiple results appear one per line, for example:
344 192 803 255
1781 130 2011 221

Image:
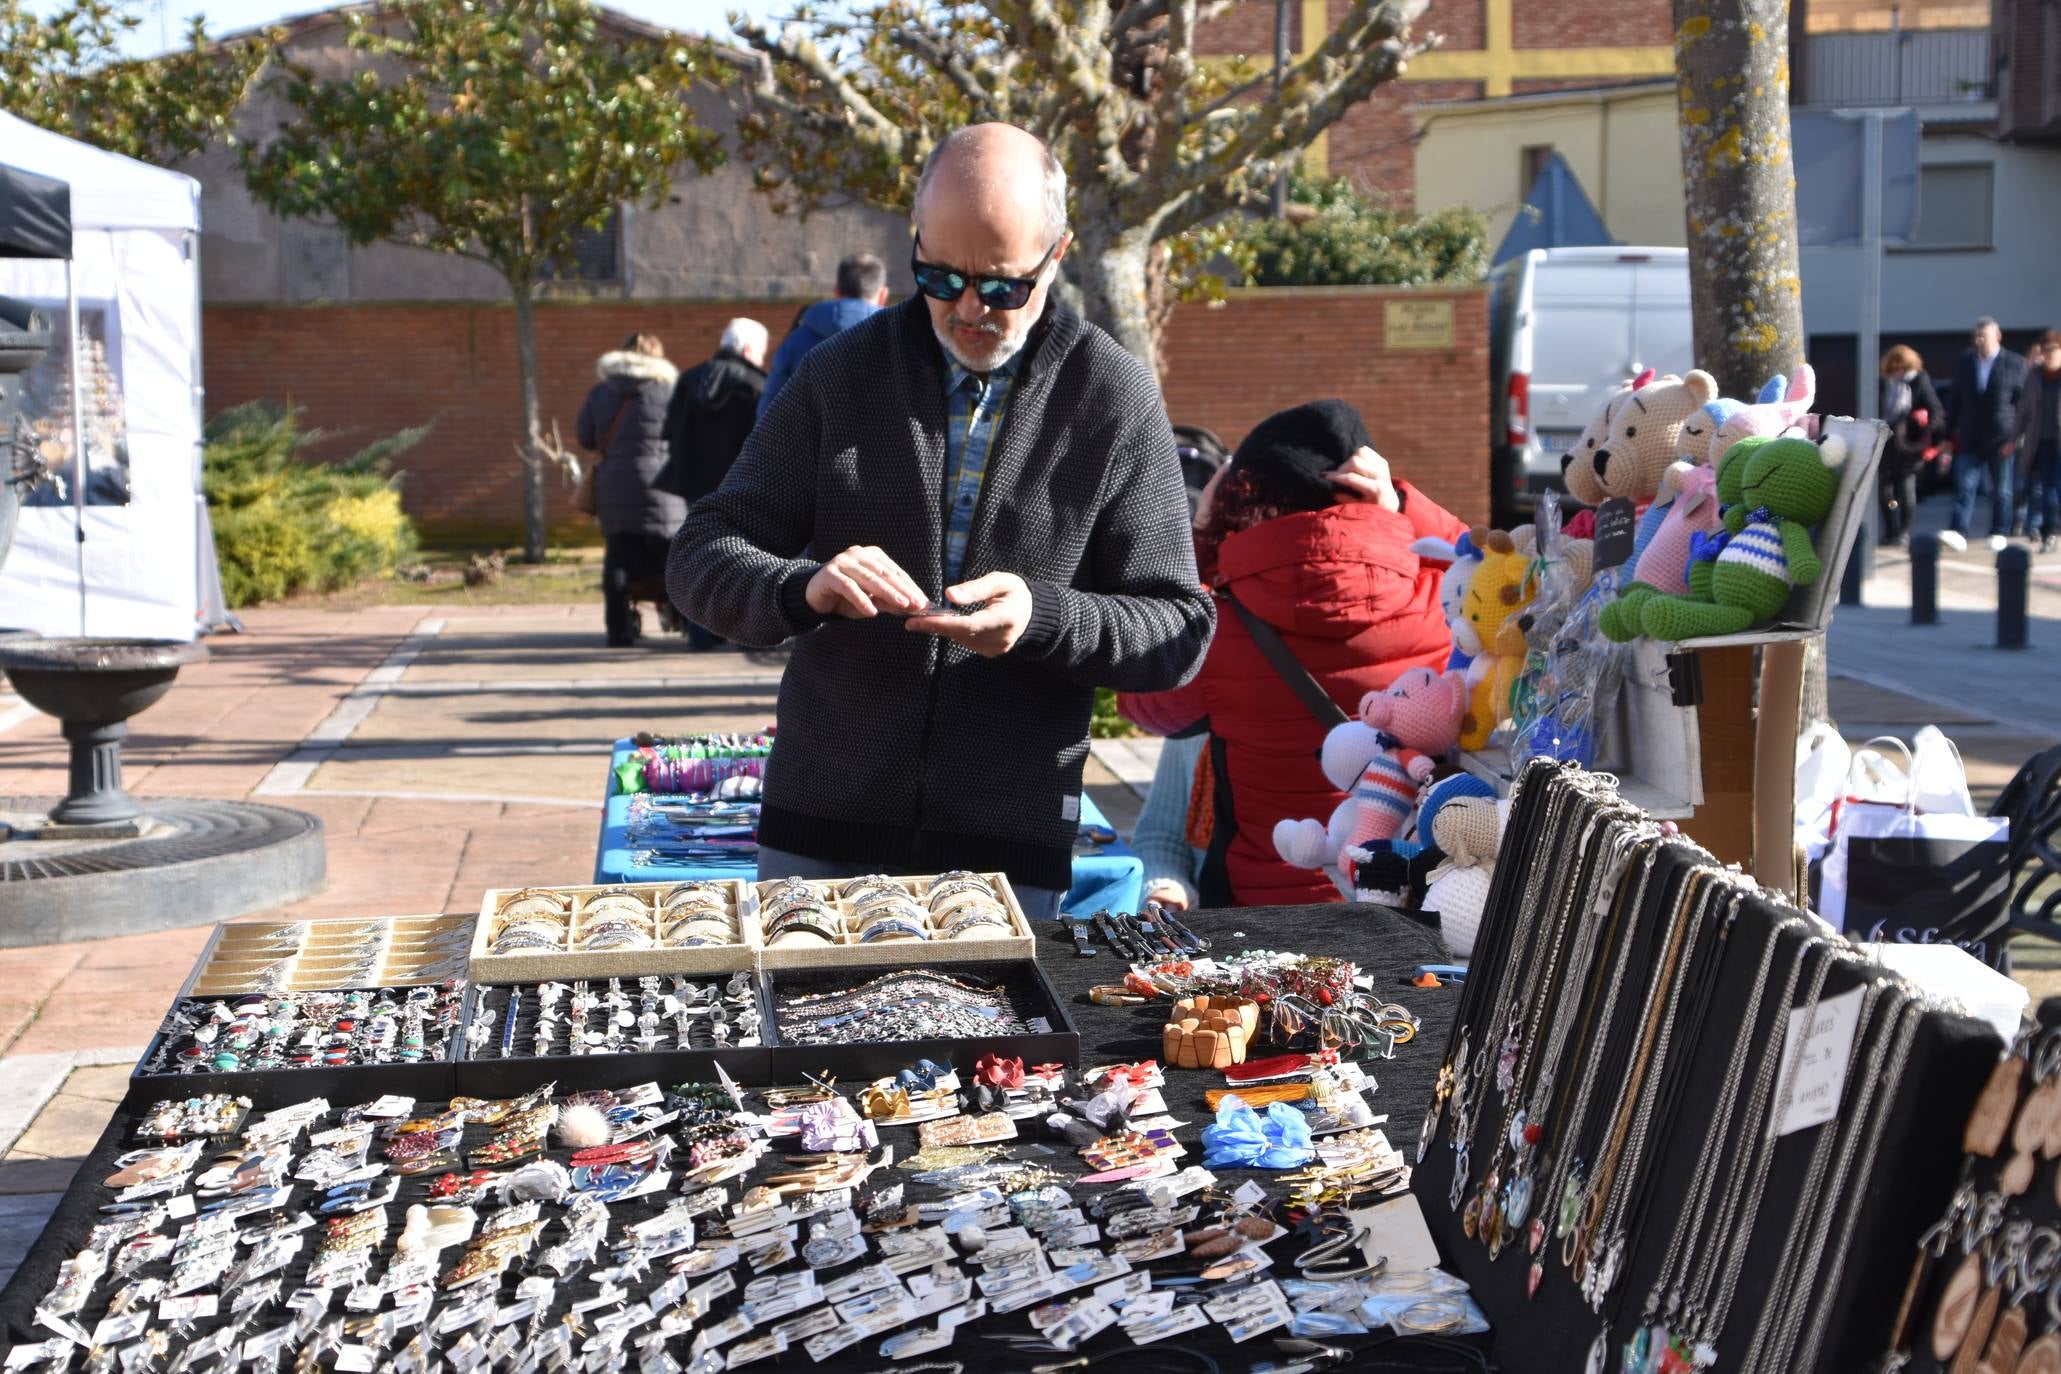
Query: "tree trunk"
1671 0 1806 400
1066 218 1160 377
511 281 547 564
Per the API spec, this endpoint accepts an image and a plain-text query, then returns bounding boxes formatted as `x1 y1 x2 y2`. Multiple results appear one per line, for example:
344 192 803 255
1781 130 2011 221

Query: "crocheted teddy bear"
1452 528 1538 752
1558 368 1655 540
1566 370 1721 571
1273 667 1469 895
1421 790 1505 961
1616 432 1849 642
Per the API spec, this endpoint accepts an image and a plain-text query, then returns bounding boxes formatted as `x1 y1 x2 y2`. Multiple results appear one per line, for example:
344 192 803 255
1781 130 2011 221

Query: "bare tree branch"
736 18 907 157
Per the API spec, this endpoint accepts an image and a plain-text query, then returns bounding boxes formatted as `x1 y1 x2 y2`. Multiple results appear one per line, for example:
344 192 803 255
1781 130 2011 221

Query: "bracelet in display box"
470 878 761 982
752 871 1035 970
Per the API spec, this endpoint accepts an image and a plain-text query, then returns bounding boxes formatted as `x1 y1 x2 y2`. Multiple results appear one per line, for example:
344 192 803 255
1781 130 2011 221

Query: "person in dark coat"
1945 316 2029 553
757 253 889 419
2015 331 2061 553
658 318 770 648
577 331 680 647
1878 344 1944 548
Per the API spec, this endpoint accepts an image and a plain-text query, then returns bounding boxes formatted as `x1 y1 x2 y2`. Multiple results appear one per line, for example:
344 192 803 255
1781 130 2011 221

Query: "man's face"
914 182 1066 373
1975 323 2002 358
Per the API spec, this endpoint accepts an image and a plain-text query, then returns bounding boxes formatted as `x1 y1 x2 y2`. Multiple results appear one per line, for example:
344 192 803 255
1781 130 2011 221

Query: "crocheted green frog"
1610 432 1848 643
1598 433 1762 642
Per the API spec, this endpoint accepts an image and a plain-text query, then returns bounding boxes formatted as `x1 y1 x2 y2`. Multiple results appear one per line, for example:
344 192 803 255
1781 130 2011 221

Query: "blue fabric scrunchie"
1201 1095 1316 1170
1690 529 1731 565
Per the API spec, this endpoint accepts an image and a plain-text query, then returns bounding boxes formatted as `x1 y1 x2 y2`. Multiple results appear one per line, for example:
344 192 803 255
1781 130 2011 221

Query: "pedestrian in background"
1944 316 2028 554
659 318 770 649
757 252 890 419
1878 344 1943 548
2016 330 2061 554
578 331 680 647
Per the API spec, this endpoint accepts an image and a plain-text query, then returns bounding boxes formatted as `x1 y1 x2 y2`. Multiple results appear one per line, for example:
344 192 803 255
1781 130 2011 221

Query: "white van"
1487 247 1694 526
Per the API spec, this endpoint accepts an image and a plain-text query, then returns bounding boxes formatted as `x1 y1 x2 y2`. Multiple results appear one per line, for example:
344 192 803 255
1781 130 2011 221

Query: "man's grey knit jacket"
667 295 1215 890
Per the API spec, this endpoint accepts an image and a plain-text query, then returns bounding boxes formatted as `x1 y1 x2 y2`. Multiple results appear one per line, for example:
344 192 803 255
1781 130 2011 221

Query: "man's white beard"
935 315 1029 372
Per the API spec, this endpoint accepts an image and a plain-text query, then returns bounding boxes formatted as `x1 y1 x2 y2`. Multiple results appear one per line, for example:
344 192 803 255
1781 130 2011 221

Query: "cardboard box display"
183 914 474 997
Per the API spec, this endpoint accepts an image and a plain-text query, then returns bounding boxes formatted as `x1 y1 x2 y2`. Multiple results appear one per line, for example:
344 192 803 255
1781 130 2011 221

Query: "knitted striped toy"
1635 433 1848 642
1273 667 1469 894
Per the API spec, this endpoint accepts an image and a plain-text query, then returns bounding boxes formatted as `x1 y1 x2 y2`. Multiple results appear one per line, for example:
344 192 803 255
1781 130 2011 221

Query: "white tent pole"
67 258 86 637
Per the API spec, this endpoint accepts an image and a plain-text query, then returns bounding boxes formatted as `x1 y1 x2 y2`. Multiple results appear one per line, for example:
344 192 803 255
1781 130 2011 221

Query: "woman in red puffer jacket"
1120 399 1466 908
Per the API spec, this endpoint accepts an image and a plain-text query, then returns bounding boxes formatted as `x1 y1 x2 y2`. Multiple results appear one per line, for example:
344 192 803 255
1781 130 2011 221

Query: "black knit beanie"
1227 398 1370 513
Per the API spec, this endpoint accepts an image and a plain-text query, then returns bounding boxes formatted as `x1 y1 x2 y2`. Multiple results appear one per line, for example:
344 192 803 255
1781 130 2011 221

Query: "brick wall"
1162 285 1490 526
1512 0 1670 47
203 285 1491 541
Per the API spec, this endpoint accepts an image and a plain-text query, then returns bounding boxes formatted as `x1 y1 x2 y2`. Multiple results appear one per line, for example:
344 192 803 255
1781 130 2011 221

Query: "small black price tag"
1592 497 1637 571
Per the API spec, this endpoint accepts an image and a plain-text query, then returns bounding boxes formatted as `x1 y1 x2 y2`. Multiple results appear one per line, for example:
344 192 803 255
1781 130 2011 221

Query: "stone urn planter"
0 637 209 828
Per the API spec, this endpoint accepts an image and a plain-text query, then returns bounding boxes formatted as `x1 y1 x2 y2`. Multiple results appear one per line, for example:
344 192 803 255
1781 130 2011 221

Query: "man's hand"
805 545 927 618
905 571 1033 657
1325 445 1402 511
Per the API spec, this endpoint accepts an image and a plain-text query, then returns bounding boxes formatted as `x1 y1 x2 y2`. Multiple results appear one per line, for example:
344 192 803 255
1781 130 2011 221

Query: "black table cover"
0 904 1470 1370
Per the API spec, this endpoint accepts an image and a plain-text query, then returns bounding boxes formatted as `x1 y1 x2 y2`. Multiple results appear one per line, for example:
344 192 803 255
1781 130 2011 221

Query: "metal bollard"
1910 533 1940 625
1999 544 2031 649
1840 543 1864 606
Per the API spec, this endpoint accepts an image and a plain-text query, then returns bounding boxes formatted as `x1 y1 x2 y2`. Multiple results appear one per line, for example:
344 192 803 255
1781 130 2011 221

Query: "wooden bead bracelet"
1163 994 1258 1071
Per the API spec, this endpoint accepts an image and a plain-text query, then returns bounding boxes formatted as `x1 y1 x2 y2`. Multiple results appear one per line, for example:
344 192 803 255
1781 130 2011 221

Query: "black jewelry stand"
1413 777 2001 1372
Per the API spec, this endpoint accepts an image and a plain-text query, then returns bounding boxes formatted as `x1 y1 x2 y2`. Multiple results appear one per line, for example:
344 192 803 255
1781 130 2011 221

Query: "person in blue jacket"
758 252 891 419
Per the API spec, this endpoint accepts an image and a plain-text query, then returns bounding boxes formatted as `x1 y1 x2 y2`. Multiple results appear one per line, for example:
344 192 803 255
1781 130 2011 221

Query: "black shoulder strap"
1221 592 1350 730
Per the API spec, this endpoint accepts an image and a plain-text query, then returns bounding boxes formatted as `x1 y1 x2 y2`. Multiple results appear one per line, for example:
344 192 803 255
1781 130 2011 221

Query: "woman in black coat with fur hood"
578 332 680 646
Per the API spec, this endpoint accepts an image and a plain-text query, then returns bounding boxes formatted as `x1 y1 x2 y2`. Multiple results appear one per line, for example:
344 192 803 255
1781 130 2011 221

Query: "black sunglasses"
910 234 1063 312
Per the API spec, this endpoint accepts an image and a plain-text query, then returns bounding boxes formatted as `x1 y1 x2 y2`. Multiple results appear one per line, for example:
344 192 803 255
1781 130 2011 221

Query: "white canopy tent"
0 111 219 641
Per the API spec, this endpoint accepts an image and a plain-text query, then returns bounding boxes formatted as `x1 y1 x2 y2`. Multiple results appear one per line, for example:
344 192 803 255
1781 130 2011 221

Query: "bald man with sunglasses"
667 123 1214 914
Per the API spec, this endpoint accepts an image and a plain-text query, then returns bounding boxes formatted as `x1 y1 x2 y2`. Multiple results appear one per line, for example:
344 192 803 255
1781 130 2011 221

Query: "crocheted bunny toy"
1411 530 1484 674
1422 793 1505 960
1675 397 1745 469
1627 432 1849 642
1708 367 1818 465
1273 667 1469 894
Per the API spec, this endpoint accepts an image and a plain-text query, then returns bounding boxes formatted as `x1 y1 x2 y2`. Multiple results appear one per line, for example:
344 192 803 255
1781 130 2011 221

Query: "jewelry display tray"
174 914 475 998
470 879 761 983
762 958 1080 1083
449 976 775 1098
129 983 464 1109
752 872 1036 971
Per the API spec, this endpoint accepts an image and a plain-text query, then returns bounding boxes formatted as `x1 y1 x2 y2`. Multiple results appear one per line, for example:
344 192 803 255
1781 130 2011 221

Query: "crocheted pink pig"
1273 667 1469 894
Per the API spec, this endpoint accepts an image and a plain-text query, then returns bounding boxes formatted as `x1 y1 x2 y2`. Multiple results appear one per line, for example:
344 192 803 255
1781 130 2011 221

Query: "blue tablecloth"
595 739 1143 916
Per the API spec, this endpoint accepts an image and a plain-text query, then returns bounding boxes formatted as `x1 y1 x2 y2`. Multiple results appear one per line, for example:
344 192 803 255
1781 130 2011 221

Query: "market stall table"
0 903 1463 1368
594 737 1145 916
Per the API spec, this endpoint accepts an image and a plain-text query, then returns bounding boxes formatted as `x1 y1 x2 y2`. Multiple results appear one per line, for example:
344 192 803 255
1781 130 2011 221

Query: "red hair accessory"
974 1054 1025 1089
1224 1053 1311 1083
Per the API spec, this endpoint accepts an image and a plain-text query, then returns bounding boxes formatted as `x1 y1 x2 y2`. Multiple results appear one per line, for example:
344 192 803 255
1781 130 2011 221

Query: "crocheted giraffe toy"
1621 432 1848 642
1273 667 1469 896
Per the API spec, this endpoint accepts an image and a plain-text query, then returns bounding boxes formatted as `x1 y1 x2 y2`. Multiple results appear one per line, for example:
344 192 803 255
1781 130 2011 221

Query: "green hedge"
1237 174 1489 288
203 401 427 608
